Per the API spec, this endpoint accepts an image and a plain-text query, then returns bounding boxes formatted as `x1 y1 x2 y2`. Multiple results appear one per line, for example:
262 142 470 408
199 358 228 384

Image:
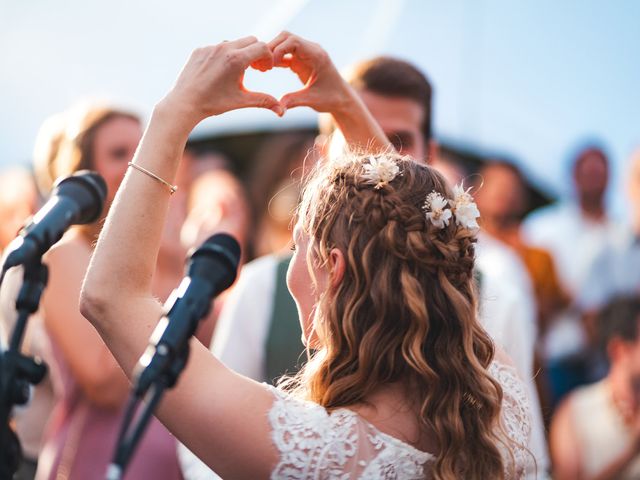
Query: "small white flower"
362 156 400 189
451 183 473 205
423 191 452 229
455 202 481 229
451 182 480 230
427 191 449 212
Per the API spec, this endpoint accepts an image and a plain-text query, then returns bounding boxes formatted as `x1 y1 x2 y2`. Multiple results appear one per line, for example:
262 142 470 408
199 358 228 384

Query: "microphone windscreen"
203 233 241 265
188 233 241 292
53 170 107 224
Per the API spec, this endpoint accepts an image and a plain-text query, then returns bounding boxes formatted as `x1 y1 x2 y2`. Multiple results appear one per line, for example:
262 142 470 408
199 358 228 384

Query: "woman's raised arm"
81 37 282 478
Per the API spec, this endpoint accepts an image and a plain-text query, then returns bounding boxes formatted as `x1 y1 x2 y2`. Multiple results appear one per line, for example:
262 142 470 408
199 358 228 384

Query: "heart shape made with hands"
242 61 305 115
233 33 338 117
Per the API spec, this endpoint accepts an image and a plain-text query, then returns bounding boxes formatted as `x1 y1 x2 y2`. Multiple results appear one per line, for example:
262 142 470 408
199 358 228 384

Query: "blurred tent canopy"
1 0 638 215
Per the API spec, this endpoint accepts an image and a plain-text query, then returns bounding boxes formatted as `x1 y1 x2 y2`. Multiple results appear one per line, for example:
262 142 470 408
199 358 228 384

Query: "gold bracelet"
127 162 177 194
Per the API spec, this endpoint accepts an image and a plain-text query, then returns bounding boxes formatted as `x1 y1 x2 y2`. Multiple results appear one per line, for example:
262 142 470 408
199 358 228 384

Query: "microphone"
2 171 107 271
134 233 241 395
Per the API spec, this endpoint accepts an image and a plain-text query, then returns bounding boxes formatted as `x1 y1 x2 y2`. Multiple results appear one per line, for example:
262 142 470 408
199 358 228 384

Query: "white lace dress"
267 362 532 479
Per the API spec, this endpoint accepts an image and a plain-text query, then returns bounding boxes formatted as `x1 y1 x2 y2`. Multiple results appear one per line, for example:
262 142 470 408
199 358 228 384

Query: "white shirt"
211 254 279 381
579 229 640 312
178 256 279 480
522 202 622 360
523 202 621 297
571 380 640 479
476 233 537 378
475 234 549 478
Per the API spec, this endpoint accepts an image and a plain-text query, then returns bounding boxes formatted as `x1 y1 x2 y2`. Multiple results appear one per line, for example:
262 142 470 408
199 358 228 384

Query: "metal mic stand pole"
0 257 49 476
105 341 190 480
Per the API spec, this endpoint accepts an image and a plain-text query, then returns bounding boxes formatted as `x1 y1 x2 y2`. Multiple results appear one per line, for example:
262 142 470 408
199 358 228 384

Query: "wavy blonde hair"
289 153 513 479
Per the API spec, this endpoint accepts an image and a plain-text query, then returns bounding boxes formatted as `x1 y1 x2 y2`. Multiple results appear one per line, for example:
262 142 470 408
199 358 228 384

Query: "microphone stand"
105 315 194 480
106 233 239 480
0 257 49 477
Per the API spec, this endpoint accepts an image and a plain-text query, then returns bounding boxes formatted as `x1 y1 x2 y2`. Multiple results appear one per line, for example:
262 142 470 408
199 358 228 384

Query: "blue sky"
1 0 638 217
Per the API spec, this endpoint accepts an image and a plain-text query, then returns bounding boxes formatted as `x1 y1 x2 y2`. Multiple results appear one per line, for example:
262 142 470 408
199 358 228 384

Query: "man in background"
579 149 640 315
524 146 622 403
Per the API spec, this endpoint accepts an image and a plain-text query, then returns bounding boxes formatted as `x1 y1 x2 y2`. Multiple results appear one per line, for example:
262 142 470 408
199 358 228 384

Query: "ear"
328 247 345 289
608 337 629 364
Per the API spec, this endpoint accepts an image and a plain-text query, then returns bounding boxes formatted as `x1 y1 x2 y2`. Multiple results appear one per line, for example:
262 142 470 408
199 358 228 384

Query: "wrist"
154 96 200 135
330 80 360 120
328 82 391 152
138 103 193 167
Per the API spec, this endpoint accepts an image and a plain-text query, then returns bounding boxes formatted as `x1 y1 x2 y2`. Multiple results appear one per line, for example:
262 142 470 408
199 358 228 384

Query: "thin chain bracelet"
127 162 177 194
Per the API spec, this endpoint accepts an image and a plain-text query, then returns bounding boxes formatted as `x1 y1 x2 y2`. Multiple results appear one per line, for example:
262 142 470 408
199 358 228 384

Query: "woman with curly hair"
81 32 532 479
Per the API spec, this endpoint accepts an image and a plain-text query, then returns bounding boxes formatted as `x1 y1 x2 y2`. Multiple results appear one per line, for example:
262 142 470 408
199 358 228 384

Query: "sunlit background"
1 0 638 216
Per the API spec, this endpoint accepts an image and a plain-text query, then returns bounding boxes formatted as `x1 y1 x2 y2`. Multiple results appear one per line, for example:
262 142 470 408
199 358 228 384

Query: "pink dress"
35 341 183 480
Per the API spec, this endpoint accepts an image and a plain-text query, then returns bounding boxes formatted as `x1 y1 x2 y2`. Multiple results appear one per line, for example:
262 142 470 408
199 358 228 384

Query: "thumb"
241 91 283 116
280 89 313 111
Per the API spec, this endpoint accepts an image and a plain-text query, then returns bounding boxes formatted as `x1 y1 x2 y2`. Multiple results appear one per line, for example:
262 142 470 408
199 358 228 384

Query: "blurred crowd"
1 52 639 480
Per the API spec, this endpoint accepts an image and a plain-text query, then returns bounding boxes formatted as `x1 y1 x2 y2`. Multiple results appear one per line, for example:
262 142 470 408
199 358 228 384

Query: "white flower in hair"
423 191 452 229
362 155 400 189
451 182 480 230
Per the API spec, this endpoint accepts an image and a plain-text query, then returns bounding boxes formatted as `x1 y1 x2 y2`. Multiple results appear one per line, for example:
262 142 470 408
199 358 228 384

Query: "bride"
80 32 532 479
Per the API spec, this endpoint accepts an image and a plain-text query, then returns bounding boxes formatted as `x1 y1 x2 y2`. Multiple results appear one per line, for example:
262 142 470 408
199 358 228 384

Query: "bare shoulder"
552 395 573 425
45 230 92 265
550 391 580 440
43 230 93 298
549 392 583 478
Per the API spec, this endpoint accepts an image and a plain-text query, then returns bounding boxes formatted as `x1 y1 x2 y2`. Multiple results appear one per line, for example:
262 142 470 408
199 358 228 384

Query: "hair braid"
290 153 514 479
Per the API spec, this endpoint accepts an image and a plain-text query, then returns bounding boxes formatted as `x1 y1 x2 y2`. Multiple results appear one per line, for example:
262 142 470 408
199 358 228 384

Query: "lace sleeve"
490 361 534 478
267 385 360 479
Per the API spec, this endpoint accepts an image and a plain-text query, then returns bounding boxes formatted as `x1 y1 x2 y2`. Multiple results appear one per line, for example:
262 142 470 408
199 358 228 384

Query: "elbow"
80 253 122 327
79 280 109 328
84 378 129 409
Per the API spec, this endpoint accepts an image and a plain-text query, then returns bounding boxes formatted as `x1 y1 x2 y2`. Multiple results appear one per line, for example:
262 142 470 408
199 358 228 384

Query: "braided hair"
289 153 512 479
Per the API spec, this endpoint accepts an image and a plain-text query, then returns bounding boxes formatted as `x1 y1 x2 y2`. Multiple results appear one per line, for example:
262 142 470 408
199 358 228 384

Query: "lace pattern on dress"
267 360 531 479
489 362 534 478
267 385 431 479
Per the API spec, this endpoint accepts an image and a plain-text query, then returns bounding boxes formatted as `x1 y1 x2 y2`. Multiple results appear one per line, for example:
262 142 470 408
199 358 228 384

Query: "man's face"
573 149 608 198
359 89 427 163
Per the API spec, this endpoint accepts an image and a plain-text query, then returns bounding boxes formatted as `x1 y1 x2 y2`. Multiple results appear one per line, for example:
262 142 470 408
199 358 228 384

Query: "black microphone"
134 233 241 395
2 171 107 271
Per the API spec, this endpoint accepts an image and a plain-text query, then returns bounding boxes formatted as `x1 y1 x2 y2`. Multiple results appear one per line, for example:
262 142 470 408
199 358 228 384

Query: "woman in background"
31 104 183 480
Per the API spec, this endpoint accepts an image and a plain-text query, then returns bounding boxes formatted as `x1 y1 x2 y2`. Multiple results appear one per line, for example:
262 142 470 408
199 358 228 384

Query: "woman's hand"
162 36 283 128
267 31 391 151
267 31 352 115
